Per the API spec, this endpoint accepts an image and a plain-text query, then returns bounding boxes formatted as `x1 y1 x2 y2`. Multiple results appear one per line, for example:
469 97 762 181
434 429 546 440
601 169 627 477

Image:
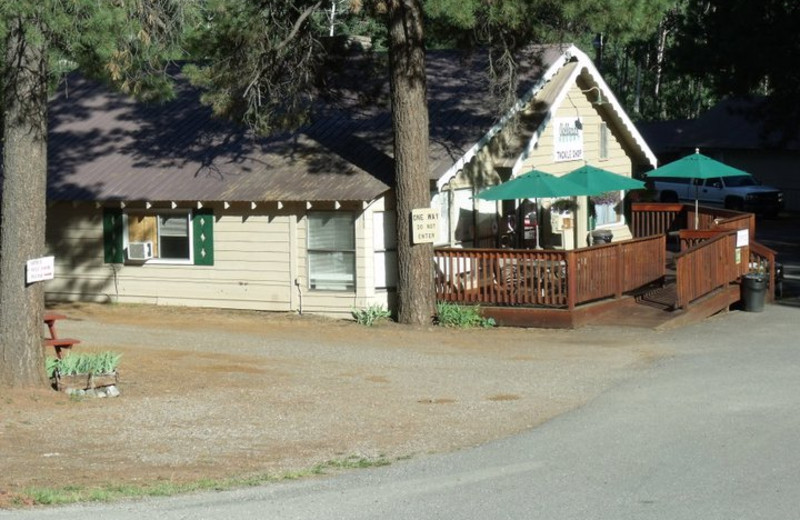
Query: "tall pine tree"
0 0 189 388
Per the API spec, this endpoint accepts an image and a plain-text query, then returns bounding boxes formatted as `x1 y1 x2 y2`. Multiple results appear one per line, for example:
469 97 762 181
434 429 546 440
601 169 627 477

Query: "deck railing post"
615 242 624 299
566 250 576 310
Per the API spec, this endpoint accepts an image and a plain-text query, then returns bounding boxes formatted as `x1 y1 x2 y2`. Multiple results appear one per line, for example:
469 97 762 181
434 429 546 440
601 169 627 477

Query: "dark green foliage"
1 1 190 102
435 302 495 328
183 1 326 135
669 0 800 134
46 351 122 378
351 304 392 326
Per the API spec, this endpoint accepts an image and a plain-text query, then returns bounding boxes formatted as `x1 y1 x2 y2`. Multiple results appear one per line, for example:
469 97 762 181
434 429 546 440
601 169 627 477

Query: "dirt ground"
0 303 665 505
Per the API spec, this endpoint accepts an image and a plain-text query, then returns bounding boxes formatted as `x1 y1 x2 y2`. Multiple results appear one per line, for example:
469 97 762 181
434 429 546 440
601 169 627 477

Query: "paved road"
4 303 799 519
757 212 800 305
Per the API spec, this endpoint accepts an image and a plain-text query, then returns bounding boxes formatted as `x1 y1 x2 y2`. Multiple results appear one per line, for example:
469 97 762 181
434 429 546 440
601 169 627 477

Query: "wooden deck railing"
434 248 570 307
630 203 685 237
750 241 778 303
434 235 666 309
631 203 756 238
678 229 725 250
679 228 776 304
694 209 755 238
674 230 745 309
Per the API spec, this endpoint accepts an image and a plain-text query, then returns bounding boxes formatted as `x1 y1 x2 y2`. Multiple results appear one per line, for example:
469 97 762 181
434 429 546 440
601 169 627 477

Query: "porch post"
566 250 576 310
615 243 624 298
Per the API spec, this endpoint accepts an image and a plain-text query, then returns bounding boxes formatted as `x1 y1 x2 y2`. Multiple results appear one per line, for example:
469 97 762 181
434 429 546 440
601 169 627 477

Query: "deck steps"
636 284 678 311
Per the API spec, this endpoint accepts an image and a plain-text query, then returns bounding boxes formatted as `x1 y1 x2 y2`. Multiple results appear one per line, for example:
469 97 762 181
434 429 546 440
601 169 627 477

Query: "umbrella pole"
694 183 699 229
536 199 542 249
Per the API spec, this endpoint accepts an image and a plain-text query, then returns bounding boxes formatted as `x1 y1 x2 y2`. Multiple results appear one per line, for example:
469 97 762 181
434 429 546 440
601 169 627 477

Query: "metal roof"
42 45 568 203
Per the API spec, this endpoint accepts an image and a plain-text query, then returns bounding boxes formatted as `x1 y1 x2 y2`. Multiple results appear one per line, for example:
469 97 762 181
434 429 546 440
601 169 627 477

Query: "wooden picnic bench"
43 312 81 359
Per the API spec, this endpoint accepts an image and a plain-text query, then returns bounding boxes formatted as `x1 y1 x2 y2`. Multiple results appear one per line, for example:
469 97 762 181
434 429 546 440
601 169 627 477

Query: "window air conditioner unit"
127 241 154 261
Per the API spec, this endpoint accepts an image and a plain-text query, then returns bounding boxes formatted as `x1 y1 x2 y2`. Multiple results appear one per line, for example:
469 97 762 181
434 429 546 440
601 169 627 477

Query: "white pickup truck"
648 174 784 216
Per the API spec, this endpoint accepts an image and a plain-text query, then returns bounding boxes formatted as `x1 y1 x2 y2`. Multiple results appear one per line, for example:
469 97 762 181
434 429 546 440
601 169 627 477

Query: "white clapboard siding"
45 204 294 311
45 200 390 317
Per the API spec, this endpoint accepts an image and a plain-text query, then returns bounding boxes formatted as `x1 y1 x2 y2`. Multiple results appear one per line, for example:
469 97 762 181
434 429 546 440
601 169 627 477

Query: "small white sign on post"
26 256 55 284
736 229 749 247
411 208 439 244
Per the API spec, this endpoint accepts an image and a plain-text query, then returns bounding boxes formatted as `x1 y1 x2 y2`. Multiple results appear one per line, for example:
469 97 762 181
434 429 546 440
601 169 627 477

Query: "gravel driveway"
0 303 664 503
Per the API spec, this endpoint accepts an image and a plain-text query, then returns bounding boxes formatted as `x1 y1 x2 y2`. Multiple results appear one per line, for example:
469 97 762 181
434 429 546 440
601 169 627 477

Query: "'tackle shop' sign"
553 117 584 162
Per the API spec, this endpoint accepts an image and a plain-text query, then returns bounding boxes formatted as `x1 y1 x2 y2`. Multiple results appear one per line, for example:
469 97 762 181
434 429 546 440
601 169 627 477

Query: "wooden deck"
435 203 776 330
479 282 741 330
591 283 741 330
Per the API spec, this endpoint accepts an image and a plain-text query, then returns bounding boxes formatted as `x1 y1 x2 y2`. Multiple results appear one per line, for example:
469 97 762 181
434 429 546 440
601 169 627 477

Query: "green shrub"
435 302 496 328
46 351 122 378
351 304 392 326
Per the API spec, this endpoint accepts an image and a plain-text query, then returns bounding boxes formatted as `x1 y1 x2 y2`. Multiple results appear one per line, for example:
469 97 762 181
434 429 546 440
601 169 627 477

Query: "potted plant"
47 351 122 397
550 198 578 214
589 190 620 208
549 199 578 234
589 191 621 226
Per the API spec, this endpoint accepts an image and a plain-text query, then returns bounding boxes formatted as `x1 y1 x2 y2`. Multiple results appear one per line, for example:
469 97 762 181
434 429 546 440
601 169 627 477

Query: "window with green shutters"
102 208 213 265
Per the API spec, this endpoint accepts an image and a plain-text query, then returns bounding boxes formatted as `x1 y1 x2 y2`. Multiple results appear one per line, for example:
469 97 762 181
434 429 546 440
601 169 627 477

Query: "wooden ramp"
583 282 741 330
636 283 678 311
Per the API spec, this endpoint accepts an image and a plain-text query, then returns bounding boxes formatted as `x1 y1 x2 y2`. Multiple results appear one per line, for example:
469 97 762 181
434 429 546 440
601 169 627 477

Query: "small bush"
351 304 392 326
435 302 496 328
47 351 122 378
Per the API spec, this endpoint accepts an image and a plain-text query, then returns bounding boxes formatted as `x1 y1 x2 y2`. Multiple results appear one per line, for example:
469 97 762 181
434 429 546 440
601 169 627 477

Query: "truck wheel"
724 197 744 211
660 191 679 203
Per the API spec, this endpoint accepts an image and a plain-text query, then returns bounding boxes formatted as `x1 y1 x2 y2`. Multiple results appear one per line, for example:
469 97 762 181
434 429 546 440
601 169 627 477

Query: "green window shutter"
103 209 124 263
192 209 214 266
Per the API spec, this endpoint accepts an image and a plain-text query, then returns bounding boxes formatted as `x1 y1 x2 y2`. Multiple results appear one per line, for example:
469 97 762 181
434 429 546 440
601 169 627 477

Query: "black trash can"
590 229 613 246
741 273 767 312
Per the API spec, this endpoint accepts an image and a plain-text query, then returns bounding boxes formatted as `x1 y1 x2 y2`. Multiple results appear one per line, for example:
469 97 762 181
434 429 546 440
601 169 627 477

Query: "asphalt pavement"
756 212 800 306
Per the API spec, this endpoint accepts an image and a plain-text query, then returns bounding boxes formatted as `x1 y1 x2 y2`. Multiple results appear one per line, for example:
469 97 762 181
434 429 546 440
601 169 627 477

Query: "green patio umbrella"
645 149 752 228
476 169 588 248
562 164 645 193
475 169 588 201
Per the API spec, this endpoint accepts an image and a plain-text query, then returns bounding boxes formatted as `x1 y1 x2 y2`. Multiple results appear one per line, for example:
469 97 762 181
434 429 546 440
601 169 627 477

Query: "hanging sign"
26 256 55 284
411 208 439 244
553 117 584 162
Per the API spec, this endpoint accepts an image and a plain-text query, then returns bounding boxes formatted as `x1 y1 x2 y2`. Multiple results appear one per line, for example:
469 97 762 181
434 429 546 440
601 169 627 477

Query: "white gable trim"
435 46 576 191
436 45 658 187
510 59 586 175
563 47 657 169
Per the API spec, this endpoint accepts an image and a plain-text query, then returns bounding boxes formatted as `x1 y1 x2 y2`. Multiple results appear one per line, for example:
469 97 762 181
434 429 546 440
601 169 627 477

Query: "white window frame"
123 210 194 265
307 212 356 292
599 122 609 160
373 211 397 290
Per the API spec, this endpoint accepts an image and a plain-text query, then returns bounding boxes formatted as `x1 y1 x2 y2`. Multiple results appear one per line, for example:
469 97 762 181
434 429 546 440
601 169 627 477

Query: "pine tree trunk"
0 16 50 388
386 0 435 325
654 20 668 119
